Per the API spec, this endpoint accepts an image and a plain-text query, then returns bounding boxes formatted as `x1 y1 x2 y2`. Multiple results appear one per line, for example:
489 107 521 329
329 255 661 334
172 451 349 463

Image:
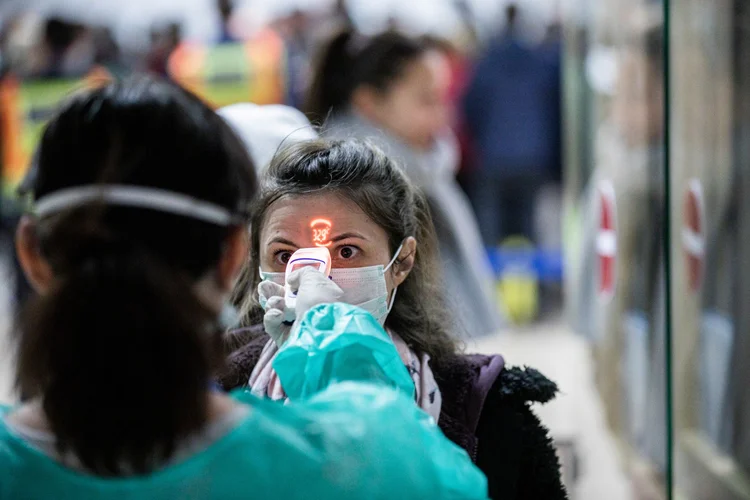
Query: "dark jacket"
218 327 568 500
463 35 561 176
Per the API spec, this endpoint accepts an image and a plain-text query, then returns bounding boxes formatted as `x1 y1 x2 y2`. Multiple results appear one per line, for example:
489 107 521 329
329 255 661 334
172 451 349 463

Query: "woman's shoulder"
431 353 559 468
434 353 558 407
433 354 558 439
491 365 559 405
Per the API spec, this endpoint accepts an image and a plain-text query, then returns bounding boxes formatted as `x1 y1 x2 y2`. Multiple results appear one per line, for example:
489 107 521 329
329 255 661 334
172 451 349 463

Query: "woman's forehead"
261 193 385 240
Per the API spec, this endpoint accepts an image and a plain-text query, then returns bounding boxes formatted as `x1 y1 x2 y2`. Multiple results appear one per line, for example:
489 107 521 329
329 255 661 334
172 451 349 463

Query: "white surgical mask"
260 242 404 325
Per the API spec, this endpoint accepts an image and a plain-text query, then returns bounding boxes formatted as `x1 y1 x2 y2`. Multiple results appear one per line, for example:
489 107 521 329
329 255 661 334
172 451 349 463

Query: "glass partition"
669 0 750 498
566 0 750 497
563 0 668 497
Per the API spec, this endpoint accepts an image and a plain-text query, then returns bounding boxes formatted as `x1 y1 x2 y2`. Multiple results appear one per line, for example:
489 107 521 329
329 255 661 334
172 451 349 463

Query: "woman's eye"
275 251 293 266
337 246 359 259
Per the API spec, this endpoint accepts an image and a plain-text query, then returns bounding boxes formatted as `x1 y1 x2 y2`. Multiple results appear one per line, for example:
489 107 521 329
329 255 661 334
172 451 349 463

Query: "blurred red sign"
597 181 617 302
683 179 705 292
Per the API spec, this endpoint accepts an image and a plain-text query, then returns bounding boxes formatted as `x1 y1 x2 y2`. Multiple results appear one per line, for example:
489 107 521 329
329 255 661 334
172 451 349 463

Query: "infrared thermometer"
284 247 332 311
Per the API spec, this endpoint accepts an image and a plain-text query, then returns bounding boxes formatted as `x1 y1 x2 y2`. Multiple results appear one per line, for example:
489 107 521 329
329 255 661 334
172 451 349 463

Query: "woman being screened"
223 139 568 500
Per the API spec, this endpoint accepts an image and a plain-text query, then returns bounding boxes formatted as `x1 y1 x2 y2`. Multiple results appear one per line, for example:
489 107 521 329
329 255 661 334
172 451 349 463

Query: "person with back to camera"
304 28 502 338
0 76 488 499
220 138 569 500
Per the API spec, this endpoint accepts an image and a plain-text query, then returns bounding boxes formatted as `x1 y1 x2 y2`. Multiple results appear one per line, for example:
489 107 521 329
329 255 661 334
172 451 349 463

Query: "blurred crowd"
0 0 563 326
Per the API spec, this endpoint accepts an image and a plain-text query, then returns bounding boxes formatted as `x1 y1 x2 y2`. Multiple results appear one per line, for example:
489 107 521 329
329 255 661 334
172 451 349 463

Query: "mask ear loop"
384 241 406 273
386 286 398 314
384 240 407 315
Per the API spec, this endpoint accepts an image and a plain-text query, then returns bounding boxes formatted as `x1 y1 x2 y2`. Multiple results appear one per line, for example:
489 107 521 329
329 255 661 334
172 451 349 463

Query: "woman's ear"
15 216 53 293
392 236 417 287
218 225 249 292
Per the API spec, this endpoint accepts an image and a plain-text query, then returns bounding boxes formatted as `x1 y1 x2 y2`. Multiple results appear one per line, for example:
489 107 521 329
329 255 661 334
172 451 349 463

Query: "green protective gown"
0 303 488 499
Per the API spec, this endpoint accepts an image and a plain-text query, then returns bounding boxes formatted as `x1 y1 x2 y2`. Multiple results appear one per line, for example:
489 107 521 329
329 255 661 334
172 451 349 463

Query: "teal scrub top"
0 303 488 500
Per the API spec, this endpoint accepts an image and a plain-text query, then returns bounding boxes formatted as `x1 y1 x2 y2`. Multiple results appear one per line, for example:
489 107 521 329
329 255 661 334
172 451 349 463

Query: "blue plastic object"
487 247 564 282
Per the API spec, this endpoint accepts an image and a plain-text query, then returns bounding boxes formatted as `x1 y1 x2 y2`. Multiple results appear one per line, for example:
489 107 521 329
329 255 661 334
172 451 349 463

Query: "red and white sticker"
682 179 705 292
596 181 618 302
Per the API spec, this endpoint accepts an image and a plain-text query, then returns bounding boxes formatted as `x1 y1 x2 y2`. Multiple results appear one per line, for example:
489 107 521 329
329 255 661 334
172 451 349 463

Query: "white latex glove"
286 267 344 323
258 280 293 345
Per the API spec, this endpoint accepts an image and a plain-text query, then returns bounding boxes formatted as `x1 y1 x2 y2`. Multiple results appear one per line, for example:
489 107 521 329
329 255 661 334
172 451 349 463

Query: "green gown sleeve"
234 303 489 499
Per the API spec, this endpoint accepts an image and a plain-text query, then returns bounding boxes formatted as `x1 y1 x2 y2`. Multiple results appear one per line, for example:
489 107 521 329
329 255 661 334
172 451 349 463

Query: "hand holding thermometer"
284 247 332 311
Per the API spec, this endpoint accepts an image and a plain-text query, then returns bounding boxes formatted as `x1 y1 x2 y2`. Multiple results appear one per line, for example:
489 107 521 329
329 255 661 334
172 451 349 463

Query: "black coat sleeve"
476 366 568 500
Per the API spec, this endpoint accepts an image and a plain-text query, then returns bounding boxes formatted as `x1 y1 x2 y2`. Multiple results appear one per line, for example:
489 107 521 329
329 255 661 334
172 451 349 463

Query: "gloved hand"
258 280 293 345
286 267 344 323
258 267 344 345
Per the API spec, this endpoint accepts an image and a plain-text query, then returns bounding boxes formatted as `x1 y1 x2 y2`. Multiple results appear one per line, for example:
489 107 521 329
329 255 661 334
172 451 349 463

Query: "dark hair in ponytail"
304 29 427 122
15 76 256 476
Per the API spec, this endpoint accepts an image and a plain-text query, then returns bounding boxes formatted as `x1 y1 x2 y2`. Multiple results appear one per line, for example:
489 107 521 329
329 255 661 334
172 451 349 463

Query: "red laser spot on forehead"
310 218 332 247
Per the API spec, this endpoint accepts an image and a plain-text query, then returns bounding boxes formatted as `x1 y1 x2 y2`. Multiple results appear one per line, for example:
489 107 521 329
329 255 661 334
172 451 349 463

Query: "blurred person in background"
314 0 355 48
146 23 182 78
462 3 561 323
0 76 487 499
146 23 181 78
146 27 167 76
91 27 124 78
305 29 501 338
31 18 94 79
217 0 239 44
462 3 561 248
538 19 563 186
0 14 40 77
332 0 354 30
273 10 314 109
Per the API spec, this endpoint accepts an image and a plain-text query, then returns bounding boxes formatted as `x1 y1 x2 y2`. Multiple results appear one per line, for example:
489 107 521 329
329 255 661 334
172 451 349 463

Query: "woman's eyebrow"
268 237 300 247
330 232 369 243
